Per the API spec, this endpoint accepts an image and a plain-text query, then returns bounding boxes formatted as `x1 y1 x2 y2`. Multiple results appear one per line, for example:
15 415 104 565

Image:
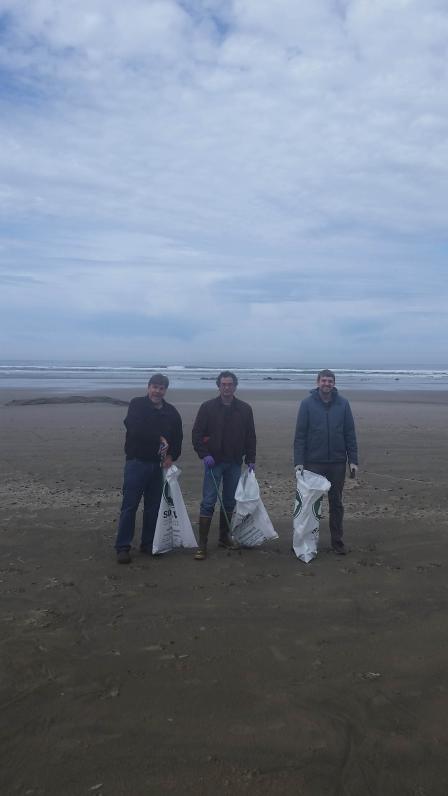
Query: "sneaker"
117 549 131 564
139 546 152 556
331 541 347 555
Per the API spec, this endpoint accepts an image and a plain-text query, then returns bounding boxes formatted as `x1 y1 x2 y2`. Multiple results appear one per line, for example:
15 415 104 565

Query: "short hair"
216 370 238 388
317 369 335 381
148 373 169 388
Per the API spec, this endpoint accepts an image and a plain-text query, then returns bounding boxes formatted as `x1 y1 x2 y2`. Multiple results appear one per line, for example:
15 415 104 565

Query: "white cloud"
0 0 447 362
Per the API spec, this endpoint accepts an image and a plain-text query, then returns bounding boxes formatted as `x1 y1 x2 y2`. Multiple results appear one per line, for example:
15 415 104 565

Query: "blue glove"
203 455 215 469
247 463 255 473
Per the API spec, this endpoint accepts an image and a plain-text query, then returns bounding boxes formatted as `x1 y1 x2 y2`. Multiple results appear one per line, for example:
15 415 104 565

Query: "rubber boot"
218 509 240 550
194 515 212 560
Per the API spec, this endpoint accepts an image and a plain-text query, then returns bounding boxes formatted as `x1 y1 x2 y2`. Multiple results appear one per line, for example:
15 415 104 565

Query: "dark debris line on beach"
5 396 130 407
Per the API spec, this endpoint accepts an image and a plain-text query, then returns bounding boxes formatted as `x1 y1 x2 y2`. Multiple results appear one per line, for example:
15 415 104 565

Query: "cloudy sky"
1 0 447 366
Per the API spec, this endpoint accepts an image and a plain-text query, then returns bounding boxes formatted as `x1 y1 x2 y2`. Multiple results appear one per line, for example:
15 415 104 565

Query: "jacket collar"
145 396 166 410
310 387 339 404
214 395 238 409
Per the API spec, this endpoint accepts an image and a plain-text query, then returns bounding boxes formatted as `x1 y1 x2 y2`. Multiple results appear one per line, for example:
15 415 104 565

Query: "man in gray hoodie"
293 369 358 554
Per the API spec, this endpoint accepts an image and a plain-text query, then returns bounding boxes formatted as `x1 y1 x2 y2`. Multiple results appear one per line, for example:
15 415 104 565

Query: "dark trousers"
115 459 163 552
305 462 346 544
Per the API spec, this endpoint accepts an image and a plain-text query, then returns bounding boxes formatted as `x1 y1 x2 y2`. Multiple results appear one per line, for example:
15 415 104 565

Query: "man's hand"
159 436 169 457
349 463 358 478
247 463 255 473
203 455 215 469
295 464 304 475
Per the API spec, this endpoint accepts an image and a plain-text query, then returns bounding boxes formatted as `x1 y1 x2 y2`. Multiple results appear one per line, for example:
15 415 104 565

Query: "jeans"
115 459 163 551
200 462 241 517
305 462 346 544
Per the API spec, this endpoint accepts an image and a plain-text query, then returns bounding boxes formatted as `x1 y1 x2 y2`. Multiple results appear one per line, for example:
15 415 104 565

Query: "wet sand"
1 387 448 795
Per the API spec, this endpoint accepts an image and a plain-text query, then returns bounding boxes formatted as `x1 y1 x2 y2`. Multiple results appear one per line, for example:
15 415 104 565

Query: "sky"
0 0 447 366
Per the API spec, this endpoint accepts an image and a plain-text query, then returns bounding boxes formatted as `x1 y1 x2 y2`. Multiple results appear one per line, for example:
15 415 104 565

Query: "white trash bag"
293 469 331 563
152 465 197 554
231 470 278 547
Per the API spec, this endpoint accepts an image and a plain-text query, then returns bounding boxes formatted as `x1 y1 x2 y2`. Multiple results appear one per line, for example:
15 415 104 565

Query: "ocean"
1 362 448 392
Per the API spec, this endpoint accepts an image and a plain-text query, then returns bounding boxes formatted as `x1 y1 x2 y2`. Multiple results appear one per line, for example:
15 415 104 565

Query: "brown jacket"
192 396 256 465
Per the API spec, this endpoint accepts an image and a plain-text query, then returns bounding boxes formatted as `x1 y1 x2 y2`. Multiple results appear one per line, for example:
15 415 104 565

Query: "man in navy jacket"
115 373 183 564
294 369 358 554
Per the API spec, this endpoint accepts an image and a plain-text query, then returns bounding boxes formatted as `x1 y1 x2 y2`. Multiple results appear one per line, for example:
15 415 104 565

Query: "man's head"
147 373 169 406
317 369 335 400
216 370 238 403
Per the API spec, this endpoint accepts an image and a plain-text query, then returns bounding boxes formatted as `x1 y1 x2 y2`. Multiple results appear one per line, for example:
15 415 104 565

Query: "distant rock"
6 395 129 407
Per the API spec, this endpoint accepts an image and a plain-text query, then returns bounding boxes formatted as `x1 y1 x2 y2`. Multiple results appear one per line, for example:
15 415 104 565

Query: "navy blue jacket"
124 396 183 462
294 388 358 466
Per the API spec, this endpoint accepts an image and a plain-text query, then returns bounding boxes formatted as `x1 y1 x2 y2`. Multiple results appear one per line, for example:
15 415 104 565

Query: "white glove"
295 464 304 475
158 437 169 461
349 463 358 478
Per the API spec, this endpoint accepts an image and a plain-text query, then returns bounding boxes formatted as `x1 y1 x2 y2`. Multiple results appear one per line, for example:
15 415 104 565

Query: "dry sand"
1 387 448 795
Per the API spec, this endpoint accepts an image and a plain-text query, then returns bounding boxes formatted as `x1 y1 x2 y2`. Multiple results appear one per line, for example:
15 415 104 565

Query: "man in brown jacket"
192 371 256 560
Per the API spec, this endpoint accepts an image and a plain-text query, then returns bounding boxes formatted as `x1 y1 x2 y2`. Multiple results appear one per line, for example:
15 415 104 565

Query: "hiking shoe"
117 549 131 564
331 542 347 555
139 546 153 556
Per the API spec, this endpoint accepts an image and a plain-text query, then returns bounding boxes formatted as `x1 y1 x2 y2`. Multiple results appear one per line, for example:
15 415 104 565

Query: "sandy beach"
1 387 448 795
